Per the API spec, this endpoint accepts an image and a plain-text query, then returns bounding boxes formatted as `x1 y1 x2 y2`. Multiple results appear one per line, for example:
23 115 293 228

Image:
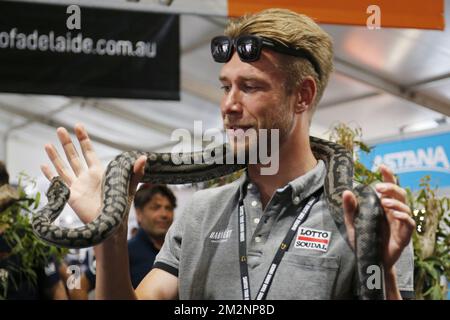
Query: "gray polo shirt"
154 160 414 299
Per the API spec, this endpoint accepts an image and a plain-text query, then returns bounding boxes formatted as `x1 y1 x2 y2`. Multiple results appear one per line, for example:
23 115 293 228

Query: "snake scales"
32 136 384 299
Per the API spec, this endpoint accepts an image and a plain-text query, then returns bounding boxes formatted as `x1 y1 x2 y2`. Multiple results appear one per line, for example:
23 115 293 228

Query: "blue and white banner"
359 131 450 191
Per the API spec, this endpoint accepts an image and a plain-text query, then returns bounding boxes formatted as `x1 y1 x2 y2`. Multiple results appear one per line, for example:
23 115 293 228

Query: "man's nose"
159 209 171 219
222 87 243 116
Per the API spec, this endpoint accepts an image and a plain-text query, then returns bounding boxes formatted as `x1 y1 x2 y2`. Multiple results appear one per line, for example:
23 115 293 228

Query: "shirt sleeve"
153 196 193 277
395 239 415 299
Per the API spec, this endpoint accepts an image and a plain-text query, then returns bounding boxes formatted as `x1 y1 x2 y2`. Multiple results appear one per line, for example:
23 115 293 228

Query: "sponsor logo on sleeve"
209 229 233 243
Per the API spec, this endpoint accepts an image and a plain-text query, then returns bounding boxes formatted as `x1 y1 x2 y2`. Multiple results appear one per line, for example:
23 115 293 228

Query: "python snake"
32 136 384 299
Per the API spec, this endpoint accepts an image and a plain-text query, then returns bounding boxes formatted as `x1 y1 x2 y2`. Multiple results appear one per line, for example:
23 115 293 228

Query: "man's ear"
135 209 142 224
294 76 317 113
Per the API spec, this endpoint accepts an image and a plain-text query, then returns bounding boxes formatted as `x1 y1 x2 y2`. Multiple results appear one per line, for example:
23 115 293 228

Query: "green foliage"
328 123 382 185
0 173 67 299
407 176 449 300
329 122 449 300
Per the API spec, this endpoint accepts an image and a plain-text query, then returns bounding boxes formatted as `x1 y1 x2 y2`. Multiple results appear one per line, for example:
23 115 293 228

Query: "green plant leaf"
33 192 41 209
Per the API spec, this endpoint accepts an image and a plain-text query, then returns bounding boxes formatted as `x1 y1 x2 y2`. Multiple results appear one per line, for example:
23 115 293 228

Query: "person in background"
128 184 176 289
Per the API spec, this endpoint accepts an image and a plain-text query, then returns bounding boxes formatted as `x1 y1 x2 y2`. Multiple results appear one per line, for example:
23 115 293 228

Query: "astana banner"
359 131 450 191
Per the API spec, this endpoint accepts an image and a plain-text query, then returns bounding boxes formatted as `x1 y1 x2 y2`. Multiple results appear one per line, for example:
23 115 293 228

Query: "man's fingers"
44 144 75 186
381 198 411 216
74 123 101 168
376 164 405 199
343 190 358 217
129 156 147 195
379 164 397 184
386 209 416 231
133 156 147 176
40 164 56 181
342 190 358 249
57 127 84 176
375 182 407 203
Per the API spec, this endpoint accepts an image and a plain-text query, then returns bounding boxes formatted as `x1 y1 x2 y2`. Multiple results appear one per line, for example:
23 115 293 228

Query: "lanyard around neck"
238 187 323 300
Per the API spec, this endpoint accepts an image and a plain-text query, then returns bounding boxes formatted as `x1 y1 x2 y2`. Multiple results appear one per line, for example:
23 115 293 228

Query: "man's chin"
229 140 247 152
229 141 259 164
145 228 168 238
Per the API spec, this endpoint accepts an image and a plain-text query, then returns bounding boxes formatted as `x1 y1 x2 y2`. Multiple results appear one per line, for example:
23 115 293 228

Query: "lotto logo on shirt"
295 227 331 252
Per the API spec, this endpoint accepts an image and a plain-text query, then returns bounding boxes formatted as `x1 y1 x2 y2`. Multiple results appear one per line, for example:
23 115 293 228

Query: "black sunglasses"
211 35 322 79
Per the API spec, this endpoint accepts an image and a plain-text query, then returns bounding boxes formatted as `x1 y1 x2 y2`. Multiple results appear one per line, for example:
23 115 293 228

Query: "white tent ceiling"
1 0 449 184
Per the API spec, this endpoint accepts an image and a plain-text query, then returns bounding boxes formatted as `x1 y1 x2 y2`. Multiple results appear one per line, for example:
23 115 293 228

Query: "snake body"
32 137 384 299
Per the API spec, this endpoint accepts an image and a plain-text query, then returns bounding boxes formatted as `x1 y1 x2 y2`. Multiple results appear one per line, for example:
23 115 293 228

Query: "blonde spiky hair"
224 8 334 114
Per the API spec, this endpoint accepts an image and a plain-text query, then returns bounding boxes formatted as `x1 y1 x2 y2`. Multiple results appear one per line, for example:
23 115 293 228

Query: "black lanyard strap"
238 204 251 300
238 187 323 300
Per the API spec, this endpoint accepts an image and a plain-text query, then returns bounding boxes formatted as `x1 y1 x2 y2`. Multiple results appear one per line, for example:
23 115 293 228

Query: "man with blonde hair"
42 8 415 299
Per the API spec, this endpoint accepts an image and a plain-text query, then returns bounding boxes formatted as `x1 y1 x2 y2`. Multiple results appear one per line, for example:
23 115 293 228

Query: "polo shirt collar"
288 160 326 201
239 160 326 201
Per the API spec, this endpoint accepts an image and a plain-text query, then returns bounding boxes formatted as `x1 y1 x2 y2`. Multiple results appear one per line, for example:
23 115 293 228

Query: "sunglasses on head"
211 35 322 79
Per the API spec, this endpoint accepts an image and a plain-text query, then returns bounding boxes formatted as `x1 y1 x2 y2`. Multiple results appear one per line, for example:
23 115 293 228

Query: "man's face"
136 193 174 240
219 50 295 156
